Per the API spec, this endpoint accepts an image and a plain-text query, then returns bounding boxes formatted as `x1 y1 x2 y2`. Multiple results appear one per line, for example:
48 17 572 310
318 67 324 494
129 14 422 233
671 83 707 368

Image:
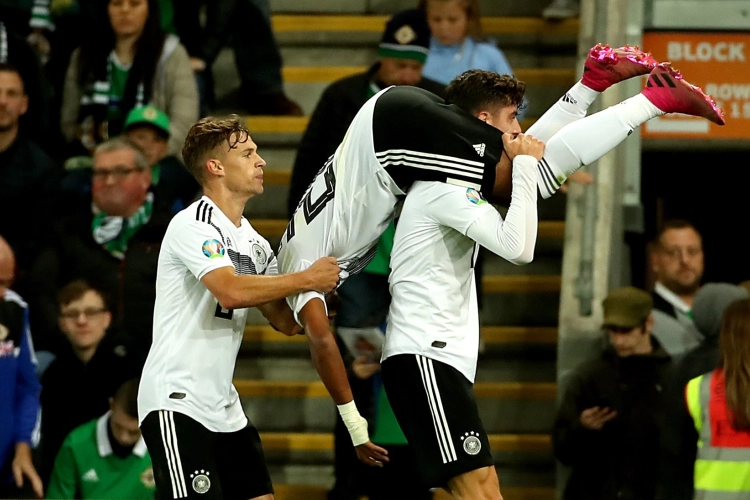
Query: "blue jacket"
423 37 514 86
0 290 41 474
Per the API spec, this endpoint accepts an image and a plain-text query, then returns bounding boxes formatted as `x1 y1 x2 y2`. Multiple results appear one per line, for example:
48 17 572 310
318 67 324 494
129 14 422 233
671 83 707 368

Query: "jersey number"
215 303 234 320
285 161 336 243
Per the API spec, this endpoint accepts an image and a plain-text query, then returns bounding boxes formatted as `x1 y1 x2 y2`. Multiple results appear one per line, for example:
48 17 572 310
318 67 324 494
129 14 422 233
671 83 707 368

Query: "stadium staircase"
212 1 579 498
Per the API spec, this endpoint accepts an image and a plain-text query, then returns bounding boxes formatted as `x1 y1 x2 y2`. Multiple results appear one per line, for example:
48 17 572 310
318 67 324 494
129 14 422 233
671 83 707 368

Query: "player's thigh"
140 410 223 500
216 423 274 500
381 354 494 490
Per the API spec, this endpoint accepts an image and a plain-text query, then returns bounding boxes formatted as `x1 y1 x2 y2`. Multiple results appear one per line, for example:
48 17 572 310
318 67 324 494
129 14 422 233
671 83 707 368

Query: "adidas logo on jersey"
82 469 99 482
473 143 486 157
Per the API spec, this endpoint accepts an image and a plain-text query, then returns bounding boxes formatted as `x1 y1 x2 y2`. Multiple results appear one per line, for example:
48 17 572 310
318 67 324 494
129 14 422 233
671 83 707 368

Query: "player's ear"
206 158 225 178
476 111 489 123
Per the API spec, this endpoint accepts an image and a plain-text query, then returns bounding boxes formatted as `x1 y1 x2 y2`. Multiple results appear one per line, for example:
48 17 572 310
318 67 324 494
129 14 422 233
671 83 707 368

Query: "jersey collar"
96 411 148 458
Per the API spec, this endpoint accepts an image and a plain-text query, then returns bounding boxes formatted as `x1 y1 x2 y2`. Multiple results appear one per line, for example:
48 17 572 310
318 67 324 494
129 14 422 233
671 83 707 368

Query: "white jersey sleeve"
168 219 234 280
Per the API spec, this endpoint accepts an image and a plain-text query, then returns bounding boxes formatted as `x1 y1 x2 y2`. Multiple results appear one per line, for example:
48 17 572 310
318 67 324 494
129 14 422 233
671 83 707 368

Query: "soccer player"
137 116 340 500
277 44 725 464
378 47 723 498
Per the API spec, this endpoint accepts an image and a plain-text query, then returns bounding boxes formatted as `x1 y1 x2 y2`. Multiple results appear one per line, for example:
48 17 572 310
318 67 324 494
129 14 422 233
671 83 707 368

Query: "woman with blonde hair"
684 297 750 499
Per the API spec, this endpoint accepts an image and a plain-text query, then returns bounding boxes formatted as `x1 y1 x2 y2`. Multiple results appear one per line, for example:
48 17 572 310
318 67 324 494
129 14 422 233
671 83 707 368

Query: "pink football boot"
582 43 658 92
642 63 725 125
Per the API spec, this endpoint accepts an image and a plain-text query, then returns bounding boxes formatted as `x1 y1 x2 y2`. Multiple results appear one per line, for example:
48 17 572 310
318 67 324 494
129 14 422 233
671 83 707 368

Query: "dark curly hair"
445 70 526 115
182 115 250 183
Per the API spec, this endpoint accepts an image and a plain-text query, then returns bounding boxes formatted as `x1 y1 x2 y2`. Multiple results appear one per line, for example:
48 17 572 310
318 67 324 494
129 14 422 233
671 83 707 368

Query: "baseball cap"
377 9 431 64
124 105 170 138
602 286 653 329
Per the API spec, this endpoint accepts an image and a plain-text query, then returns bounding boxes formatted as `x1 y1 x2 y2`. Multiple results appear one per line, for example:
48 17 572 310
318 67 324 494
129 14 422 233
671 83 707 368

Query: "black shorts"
381 354 494 488
140 411 273 500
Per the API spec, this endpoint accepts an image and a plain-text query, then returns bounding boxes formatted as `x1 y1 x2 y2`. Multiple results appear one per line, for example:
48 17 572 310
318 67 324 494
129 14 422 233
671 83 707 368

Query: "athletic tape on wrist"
337 401 369 447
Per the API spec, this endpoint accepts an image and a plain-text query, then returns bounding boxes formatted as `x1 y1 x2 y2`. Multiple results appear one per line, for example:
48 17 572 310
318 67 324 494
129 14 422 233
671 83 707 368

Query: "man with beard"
0 63 59 277
649 219 705 355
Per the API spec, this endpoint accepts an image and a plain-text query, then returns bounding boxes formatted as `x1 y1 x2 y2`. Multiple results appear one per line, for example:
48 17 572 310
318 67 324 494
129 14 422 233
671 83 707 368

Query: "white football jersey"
278 85 506 320
383 157 538 383
138 196 277 432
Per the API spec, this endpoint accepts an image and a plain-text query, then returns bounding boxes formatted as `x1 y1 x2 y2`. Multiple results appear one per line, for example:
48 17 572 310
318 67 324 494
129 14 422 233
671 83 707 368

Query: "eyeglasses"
659 246 703 259
60 308 108 320
92 166 142 180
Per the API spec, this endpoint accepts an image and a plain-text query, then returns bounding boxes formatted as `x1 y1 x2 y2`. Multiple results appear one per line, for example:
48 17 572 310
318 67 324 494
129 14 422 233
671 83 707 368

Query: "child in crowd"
419 0 513 85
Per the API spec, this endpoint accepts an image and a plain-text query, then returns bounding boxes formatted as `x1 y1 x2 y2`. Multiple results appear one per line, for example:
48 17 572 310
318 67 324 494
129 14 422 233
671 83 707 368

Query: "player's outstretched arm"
201 257 340 310
299 299 389 467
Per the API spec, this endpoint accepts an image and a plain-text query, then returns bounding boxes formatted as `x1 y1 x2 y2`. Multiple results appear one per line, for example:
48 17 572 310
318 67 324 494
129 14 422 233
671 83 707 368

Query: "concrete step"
281 66 575 85
257 432 552 465
272 483 555 500
239 381 555 433
243 325 558 346
234 355 556 384
270 15 578 36
236 380 556 399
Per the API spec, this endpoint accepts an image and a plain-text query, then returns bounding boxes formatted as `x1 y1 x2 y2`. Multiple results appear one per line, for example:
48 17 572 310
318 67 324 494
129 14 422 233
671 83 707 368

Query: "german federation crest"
202 239 225 259
461 431 482 455
190 470 211 494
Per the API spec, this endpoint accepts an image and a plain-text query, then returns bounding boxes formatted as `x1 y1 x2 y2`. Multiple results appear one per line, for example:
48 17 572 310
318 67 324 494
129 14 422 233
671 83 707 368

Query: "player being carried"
277 43 724 466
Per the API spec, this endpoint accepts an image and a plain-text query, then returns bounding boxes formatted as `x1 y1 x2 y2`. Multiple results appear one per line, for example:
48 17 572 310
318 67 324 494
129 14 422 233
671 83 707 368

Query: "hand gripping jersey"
278 85 503 320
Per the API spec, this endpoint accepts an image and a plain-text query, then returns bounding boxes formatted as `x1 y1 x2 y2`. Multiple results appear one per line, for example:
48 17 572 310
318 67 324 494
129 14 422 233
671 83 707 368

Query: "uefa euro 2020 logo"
202 239 225 259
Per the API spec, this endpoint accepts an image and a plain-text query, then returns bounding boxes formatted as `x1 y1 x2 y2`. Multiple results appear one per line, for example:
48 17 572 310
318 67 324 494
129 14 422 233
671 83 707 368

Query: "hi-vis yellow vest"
686 369 750 499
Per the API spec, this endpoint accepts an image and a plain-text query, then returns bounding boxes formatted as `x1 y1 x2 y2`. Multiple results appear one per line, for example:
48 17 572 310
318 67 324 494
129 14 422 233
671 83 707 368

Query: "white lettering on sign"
705 83 750 100
667 42 745 62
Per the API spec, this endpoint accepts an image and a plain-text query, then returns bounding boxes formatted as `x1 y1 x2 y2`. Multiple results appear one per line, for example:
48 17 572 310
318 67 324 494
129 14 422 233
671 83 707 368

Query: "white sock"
526 81 600 142
536 93 664 198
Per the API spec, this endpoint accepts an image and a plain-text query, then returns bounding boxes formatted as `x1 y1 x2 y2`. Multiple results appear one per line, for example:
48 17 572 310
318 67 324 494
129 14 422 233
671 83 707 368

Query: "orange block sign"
641 32 750 139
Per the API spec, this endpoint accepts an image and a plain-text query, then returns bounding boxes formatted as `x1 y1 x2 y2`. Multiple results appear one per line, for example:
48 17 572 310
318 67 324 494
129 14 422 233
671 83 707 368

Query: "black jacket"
0 136 60 275
553 339 673 500
27 191 173 358
653 290 680 320
39 334 140 482
287 64 447 216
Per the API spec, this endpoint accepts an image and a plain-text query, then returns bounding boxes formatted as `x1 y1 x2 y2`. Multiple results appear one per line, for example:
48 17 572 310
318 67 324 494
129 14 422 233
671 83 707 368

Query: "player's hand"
306 257 340 293
502 133 545 161
355 441 390 467
580 407 617 430
352 356 381 380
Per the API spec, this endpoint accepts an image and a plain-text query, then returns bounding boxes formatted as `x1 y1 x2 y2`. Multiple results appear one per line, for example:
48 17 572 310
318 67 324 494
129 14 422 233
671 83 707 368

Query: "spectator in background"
40 281 140 483
287 8 445 214
175 0 302 116
649 220 705 355
553 286 672 500
60 0 198 159
418 0 513 86
46 378 154 500
657 283 749 500
0 22 50 139
0 236 43 500
124 105 199 212
0 63 59 279
28 137 172 360
681 298 750 498
541 0 579 19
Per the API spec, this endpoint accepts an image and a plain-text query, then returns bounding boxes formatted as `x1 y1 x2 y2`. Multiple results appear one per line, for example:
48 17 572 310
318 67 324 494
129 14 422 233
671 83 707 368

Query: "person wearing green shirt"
46 378 155 500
